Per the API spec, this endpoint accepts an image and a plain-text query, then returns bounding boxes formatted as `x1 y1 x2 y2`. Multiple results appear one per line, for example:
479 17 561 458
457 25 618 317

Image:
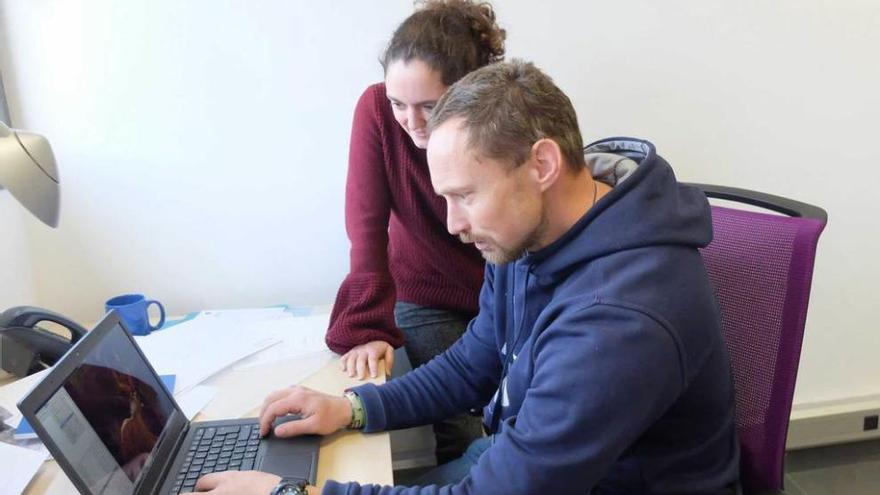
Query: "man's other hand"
339 340 395 379
258 385 352 438
188 470 318 494
188 471 279 494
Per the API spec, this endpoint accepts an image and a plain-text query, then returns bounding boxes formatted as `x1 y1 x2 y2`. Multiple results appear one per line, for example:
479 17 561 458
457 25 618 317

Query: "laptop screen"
33 323 175 494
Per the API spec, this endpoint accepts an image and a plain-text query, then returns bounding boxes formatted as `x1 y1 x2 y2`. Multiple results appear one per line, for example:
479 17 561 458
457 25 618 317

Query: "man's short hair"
427 59 586 170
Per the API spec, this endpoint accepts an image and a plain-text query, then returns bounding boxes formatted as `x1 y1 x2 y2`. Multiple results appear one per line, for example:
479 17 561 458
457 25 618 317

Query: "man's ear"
529 138 564 192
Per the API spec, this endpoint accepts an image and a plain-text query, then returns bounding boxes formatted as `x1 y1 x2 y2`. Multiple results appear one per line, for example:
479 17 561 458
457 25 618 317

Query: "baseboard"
787 394 880 450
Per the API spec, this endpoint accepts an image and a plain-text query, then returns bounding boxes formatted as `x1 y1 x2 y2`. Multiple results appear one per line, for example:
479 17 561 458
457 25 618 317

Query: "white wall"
1 0 877 407
0 0 406 320
0 195 36 305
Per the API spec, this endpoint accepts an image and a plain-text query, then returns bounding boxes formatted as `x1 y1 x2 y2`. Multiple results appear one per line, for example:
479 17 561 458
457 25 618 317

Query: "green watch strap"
344 390 366 429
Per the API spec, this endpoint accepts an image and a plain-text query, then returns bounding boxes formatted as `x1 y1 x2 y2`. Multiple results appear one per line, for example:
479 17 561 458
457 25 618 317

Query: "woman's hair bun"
422 0 506 65
383 1 507 85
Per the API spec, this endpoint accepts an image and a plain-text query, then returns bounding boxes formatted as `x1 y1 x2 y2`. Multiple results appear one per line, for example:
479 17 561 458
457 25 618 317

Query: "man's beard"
459 206 547 265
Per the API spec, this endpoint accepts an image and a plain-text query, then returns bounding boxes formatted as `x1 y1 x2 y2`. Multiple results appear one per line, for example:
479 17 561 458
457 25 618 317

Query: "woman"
325 0 506 464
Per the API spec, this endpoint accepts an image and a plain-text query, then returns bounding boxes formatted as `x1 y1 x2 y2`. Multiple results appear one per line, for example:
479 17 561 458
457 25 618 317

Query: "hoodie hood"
525 137 713 277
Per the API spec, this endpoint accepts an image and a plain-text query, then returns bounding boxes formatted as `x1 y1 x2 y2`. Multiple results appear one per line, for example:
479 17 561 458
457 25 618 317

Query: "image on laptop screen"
33 323 175 494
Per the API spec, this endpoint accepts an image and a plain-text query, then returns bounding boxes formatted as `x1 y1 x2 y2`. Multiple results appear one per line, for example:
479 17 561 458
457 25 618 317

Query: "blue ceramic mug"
105 294 166 336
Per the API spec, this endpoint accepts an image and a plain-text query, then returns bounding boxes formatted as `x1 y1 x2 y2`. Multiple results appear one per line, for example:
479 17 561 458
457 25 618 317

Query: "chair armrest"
684 183 827 223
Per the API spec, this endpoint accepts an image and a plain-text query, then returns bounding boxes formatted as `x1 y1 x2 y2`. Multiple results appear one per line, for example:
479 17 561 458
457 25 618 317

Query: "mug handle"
147 300 166 331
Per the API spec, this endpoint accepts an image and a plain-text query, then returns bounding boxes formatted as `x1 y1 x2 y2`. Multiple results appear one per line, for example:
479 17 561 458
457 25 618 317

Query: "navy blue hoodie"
326 138 740 494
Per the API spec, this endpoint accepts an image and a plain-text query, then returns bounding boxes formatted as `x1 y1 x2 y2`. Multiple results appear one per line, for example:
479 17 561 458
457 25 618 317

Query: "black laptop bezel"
17 310 191 495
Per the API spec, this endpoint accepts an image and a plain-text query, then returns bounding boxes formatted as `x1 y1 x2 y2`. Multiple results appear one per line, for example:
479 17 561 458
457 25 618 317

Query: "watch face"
277 479 307 495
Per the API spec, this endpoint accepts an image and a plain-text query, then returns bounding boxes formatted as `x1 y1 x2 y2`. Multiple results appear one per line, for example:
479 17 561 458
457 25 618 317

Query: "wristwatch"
269 477 308 495
344 390 366 430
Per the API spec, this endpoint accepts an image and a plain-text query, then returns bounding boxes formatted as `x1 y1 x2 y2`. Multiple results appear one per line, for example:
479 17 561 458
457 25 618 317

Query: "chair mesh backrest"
699 205 825 494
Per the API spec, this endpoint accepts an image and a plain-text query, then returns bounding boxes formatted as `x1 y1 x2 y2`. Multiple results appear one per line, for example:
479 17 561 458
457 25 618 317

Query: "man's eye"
391 101 405 109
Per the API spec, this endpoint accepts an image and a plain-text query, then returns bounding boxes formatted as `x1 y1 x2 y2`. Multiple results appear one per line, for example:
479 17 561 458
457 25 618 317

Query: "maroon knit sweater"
325 83 485 354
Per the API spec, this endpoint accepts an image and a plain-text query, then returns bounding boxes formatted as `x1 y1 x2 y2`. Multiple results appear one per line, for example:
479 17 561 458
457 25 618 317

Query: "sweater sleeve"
349 265 501 432
326 86 405 354
322 303 685 495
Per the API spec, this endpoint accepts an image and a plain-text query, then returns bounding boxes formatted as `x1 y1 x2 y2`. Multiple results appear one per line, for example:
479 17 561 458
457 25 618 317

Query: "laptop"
17 310 320 495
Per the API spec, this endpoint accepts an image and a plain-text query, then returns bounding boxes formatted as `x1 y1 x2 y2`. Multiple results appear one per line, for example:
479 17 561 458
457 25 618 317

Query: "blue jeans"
414 435 743 492
414 436 492 486
394 302 484 465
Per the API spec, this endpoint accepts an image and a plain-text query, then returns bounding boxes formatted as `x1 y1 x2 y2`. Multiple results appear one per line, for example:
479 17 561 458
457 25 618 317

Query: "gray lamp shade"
0 121 60 227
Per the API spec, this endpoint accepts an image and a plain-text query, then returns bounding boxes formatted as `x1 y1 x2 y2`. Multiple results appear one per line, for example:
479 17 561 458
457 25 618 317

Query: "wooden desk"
15 354 393 494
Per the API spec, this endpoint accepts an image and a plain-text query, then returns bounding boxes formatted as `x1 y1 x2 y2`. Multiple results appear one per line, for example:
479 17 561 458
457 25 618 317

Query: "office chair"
688 183 827 495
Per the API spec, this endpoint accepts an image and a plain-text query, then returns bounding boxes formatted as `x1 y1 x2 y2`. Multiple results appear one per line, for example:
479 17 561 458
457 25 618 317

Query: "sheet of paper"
176 385 218 420
5 436 50 458
0 403 12 427
0 440 47 495
234 313 331 371
199 307 287 324
0 368 50 430
135 316 280 394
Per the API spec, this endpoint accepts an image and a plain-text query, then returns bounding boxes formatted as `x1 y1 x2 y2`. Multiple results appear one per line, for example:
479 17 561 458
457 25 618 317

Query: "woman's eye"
391 101 405 109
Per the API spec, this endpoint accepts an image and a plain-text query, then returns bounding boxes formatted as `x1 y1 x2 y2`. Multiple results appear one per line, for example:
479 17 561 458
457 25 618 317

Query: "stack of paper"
174 308 335 419
0 368 49 432
233 313 331 370
135 306 333 418
199 307 289 324
134 314 282 394
1 371 51 492
0 440 47 494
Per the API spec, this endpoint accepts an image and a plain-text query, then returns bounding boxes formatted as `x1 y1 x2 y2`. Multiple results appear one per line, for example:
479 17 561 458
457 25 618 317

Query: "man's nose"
446 204 468 236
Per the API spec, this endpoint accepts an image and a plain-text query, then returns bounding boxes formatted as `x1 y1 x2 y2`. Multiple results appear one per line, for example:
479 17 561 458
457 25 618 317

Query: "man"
193 60 740 494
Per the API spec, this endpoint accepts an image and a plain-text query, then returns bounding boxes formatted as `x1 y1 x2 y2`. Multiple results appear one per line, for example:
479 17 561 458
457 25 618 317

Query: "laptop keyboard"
169 423 262 494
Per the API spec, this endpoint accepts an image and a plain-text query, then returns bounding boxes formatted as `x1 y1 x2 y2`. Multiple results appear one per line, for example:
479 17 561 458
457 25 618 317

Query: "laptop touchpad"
259 449 317 480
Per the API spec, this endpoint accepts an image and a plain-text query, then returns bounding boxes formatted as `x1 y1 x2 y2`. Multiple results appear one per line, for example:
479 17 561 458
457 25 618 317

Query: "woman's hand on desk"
258 385 352 438
340 340 395 379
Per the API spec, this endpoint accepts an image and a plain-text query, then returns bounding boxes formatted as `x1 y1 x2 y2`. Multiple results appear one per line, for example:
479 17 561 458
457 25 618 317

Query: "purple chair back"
696 190 826 494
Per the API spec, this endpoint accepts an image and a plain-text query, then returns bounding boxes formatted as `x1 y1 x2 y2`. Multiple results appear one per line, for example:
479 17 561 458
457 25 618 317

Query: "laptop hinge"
135 412 191 495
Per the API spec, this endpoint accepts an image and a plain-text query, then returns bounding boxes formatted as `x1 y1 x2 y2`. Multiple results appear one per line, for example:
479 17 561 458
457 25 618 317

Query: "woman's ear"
529 138 564 192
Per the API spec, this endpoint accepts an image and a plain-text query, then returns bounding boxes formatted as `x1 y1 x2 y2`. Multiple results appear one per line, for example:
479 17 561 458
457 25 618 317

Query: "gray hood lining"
587 152 639 187
585 139 650 187
585 139 651 157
